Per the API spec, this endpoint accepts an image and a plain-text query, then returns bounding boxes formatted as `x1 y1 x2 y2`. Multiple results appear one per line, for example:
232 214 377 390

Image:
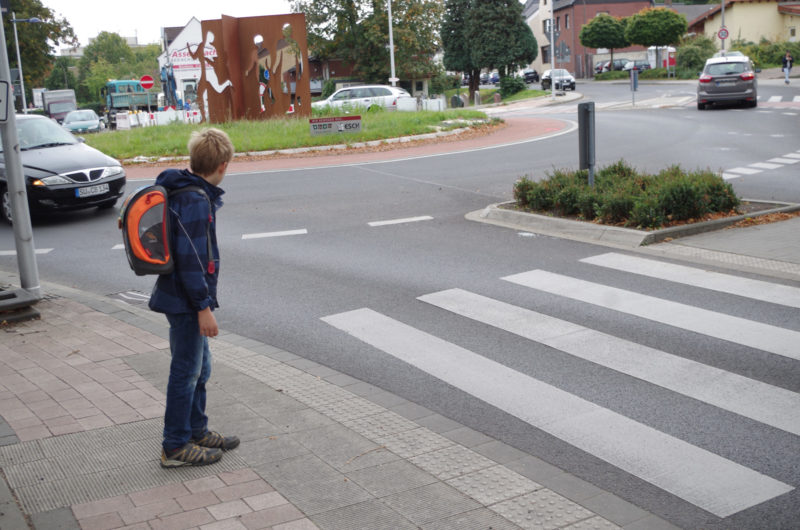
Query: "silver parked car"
312 85 413 112
541 69 576 91
697 55 757 110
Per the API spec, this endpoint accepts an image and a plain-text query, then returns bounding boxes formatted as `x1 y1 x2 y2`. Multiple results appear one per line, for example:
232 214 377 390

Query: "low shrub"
512 160 741 229
499 76 527 98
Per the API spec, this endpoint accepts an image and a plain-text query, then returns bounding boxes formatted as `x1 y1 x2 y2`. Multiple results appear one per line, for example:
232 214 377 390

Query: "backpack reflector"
119 185 174 276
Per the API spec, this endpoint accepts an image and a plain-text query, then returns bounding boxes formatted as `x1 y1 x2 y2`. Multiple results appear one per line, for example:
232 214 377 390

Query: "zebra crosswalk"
321 252 799 519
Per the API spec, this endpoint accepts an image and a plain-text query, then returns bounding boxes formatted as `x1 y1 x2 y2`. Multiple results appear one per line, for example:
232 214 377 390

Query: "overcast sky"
44 0 293 49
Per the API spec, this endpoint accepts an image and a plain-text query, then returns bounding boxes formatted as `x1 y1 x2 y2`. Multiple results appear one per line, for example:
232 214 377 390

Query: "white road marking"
112 244 124 250
768 96 782 103
768 157 799 164
783 153 800 159
368 215 433 227
322 308 794 517
724 167 762 175
748 162 783 170
503 270 800 361
581 252 800 309
794 96 800 102
0 249 53 256
722 172 741 180
783 112 798 116
117 291 150 301
419 288 800 436
241 229 308 240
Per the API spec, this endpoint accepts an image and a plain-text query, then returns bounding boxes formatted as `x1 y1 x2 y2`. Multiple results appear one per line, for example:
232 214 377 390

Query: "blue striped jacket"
148 169 224 315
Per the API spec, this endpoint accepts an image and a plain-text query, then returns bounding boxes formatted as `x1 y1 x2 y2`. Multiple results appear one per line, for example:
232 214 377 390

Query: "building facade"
526 0 654 78
687 0 799 46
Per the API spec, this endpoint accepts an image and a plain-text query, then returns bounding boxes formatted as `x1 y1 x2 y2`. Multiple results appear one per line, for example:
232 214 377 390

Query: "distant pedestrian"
149 128 240 468
782 51 793 85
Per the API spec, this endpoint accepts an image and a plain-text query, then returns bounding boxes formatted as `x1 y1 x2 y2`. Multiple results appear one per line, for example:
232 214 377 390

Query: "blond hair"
188 128 234 176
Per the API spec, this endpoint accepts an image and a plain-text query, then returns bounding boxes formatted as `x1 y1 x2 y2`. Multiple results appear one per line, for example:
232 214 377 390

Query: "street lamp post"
387 0 397 86
11 12 42 113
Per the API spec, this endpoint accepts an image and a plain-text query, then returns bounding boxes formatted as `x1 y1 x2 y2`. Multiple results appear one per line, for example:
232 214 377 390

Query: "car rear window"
707 62 746 75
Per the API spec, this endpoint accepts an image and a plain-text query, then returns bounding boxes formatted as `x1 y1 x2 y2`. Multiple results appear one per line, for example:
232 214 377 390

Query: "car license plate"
716 81 735 87
76 184 109 198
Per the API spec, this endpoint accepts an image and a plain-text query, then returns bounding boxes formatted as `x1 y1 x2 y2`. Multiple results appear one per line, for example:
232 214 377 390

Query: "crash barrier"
115 108 203 130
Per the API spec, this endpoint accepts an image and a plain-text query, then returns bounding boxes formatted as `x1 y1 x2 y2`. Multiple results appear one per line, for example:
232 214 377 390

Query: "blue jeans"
163 312 212 451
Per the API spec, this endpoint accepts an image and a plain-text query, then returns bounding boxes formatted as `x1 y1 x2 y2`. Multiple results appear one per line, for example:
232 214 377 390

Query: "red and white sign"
718 27 729 40
140 75 154 90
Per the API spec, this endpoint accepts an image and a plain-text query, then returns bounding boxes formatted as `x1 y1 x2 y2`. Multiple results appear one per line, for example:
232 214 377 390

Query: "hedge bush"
512 161 740 229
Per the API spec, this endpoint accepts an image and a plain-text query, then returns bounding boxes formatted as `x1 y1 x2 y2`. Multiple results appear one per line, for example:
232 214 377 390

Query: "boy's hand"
198 307 218 337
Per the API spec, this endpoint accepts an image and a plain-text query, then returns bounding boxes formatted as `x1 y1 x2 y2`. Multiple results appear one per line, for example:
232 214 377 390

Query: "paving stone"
446 464 542 505
345 460 438 497
471 440 529 465
490 489 595 530
238 503 306 529
381 482 481 525
342 411 418 440
236 434 310 467
440 426 495 448
420 507 522 530
254 454 344 491
374 427 453 459
273 476 373 516
414 413 464 434
578 492 649 527
264 408 336 434
409 444 494 481
562 515 621 529
289 424 399 472
313 397 385 423
309 498 417 530
29 506 80 529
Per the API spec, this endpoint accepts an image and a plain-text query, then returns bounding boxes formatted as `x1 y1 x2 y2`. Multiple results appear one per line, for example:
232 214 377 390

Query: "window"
791 27 796 38
542 46 551 64
416 81 423 92
557 17 560 31
565 14 570 29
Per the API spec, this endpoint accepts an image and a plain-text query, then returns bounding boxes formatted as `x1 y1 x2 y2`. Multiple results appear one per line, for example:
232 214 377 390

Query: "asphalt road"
2 80 799 528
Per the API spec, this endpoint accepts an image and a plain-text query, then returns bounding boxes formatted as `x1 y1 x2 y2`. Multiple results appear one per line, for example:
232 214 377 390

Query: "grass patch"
443 86 546 105
85 108 491 159
513 160 740 229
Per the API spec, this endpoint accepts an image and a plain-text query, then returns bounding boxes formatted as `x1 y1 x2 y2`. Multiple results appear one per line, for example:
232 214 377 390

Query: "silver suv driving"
697 55 757 110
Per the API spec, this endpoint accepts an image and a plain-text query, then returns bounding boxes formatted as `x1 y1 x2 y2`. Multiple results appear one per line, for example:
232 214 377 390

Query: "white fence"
115 107 203 130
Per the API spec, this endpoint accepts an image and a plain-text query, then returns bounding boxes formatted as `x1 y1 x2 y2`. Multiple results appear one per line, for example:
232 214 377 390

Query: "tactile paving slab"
446 464 542 505
490 489 597 530
409 444 495 480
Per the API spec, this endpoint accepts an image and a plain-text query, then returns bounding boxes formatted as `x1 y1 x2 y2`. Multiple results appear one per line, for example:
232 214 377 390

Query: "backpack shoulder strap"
167 185 216 274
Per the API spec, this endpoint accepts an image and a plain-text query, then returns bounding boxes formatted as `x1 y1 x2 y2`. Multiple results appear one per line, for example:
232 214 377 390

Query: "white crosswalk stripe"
503 269 800 360
322 307 794 517
580 252 800 308
418 288 800 436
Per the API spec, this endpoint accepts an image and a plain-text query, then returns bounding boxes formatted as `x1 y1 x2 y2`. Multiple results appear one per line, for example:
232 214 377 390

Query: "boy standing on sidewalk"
149 128 240 467
782 51 793 85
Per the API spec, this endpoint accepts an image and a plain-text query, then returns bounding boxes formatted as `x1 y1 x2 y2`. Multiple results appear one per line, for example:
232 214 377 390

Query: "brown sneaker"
160 442 222 468
192 430 240 451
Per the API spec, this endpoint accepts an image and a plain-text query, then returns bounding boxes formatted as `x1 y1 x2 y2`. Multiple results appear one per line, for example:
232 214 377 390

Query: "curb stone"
470 200 800 248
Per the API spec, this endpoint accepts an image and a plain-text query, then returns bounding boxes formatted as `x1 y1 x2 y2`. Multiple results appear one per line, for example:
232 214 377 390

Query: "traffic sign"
139 75 154 90
718 27 729 40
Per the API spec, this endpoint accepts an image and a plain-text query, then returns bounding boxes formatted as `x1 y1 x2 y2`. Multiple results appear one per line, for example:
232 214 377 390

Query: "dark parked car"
62 109 104 134
541 69 576 90
489 71 500 84
596 59 628 73
1 114 126 224
696 55 758 110
523 68 540 83
480 72 489 85
623 60 651 71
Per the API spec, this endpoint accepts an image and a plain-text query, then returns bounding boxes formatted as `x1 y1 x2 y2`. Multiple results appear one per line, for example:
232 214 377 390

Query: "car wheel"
541 81 549 90
697 102 705 110
1 185 12 225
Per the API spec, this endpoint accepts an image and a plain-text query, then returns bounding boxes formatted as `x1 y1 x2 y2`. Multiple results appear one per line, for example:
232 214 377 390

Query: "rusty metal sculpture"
194 13 310 122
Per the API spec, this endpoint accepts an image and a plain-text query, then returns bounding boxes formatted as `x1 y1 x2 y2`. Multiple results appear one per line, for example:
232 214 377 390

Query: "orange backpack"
118 185 212 276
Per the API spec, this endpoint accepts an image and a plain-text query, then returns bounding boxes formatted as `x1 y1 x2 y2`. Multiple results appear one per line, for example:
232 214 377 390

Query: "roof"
522 0 539 18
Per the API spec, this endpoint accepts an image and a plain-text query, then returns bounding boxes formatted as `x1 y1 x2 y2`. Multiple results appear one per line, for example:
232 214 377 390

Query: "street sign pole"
0 12 40 301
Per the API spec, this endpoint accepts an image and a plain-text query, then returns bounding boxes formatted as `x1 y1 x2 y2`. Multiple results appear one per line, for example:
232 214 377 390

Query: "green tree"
579 14 629 70
442 0 481 99
466 0 537 78
45 55 77 90
356 0 443 83
626 8 687 67
676 34 716 73
291 0 366 61
3 0 76 109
